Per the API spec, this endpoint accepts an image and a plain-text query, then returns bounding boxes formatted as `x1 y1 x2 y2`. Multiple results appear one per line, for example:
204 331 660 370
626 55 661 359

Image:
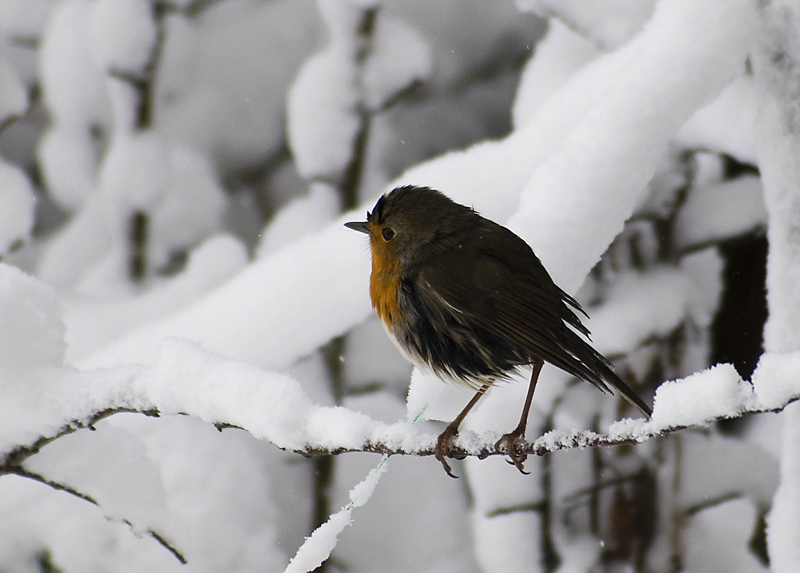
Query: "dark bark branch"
8 466 186 564
147 529 187 564
0 407 160 471
293 396 799 460
0 390 793 567
2 396 796 476
11 467 100 505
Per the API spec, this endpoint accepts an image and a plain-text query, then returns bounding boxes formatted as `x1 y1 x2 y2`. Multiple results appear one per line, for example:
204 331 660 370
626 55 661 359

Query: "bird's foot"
495 429 530 475
435 425 466 479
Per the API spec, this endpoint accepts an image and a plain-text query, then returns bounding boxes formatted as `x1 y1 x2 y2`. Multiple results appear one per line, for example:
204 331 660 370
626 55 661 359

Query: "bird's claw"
495 431 530 475
435 426 464 478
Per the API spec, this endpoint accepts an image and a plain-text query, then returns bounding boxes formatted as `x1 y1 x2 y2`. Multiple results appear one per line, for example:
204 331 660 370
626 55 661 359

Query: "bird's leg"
436 383 490 478
495 360 544 474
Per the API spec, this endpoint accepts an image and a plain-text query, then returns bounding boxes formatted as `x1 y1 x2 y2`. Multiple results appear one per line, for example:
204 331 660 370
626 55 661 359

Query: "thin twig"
9 467 186 564
0 392 794 567
295 396 799 460
0 407 160 471
3 397 797 472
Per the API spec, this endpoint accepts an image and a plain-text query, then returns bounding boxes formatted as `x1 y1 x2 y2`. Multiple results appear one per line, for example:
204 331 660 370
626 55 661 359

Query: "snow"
88 0 157 74
0 264 65 375
508 0 758 292
0 478 151 573
0 333 423 472
341 316 413 391
64 234 248 362
154 0 318 173
751 351 800 411
472 510 541 573
93 132 227 275
15 413 288 571
0 161 35 254
144 143 227 267
753 3 800 569
287 0 430 180
99 131 169 212
467 455 542 545
348 456 389 507
331 405 479 571
78 220 373 370
586 251 723 356
37 126 98 210
680 432 779 510
285 458 389 573
287 48 361 180
390 0 757 294
768 404 800 572
360 14 431 110
652 364 751 428
592 350 800 435
0 275 797 571
306 405 376 450
37 197 112 290
675 175 766 249
38 131 226 295
285 508 353 573
38 0 109 128
24 422 169 530
755 67 800 351
685 498 769 572
2 0 800 569
553 536 601 573
406 367 477 423
676 75 759 165
256 182 341 258
128 416 286 571
517 0 656 48
0 0 55 39
511 18 600 129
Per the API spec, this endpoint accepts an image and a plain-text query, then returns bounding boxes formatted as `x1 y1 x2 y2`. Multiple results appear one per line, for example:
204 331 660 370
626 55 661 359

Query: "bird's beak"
344 221 369 234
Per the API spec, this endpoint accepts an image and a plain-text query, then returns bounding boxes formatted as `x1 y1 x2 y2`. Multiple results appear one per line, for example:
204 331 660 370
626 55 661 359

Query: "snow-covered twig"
295 395 798 461
0 339 795 570
3 371 796 470
3 437 186 564
4 342 800 472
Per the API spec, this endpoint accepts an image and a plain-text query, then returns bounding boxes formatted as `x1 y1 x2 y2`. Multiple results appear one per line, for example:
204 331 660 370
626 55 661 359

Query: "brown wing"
417 221 652 417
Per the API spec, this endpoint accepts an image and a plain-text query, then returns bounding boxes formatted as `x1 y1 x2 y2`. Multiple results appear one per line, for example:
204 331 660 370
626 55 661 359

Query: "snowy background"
1 0 800 571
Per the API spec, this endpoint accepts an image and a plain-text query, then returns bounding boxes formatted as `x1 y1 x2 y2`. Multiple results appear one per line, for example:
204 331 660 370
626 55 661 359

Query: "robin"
345 185 651 477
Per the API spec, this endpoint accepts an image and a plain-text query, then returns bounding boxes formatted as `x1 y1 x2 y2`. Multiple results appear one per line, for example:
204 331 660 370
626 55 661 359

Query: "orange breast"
368 242 403 327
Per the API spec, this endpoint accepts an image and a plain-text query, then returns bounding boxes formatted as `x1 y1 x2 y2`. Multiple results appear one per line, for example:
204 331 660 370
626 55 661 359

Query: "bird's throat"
369 253 402 326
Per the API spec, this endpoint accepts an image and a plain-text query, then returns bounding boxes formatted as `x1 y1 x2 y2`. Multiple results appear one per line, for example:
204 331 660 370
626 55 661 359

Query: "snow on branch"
297 364 800 461
0 340 796 568
3 341 799 472
10 464 188 564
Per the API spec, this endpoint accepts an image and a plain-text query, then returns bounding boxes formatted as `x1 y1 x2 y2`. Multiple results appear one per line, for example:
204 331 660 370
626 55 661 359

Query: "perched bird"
345 185 651 477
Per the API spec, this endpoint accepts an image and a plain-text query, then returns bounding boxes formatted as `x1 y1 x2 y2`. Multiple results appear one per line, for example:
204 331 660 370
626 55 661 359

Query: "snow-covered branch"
0 337 794 572
4 341 799 470
297 392 798 460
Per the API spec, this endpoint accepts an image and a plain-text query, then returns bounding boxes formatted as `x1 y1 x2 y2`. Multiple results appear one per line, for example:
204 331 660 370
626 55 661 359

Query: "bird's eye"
382 227 395 241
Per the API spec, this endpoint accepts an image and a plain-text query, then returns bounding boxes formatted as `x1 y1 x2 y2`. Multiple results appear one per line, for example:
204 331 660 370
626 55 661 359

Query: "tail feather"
602 366 653 418
562 333 652 418
588 356 652 418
